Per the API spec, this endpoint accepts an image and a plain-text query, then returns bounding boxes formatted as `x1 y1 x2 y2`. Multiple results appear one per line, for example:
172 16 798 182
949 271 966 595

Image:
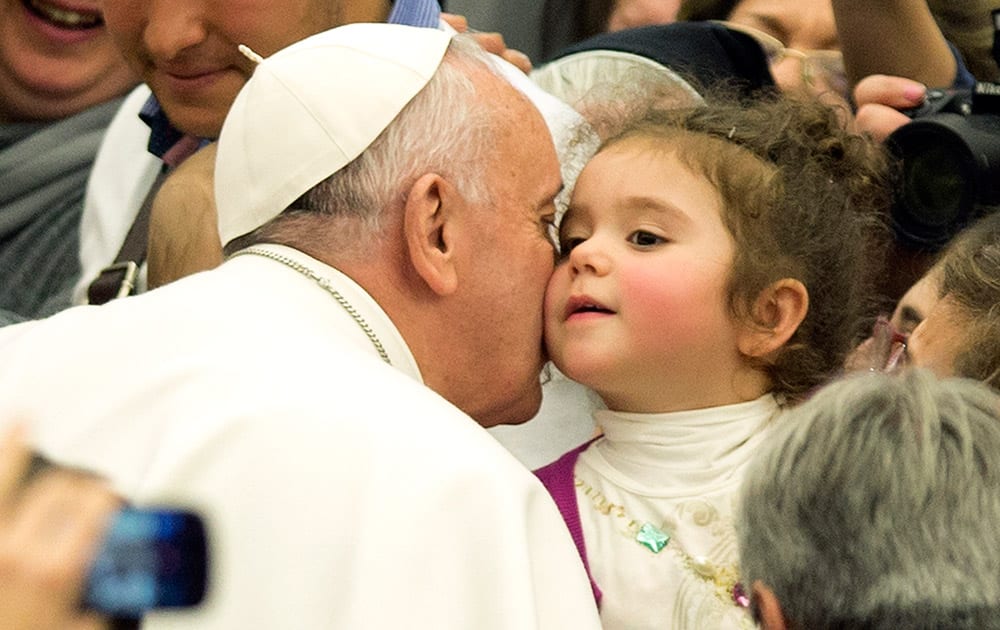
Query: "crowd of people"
3 0 1000 628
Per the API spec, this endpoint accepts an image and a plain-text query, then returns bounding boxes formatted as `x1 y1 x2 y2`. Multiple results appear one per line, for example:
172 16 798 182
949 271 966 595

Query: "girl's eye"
628 230 665 247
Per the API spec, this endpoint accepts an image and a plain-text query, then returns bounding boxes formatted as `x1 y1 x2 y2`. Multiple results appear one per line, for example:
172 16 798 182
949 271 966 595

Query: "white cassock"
0 244 601 630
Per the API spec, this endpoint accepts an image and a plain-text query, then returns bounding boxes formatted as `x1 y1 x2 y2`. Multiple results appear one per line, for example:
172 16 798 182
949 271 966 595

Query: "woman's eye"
628 230 664 247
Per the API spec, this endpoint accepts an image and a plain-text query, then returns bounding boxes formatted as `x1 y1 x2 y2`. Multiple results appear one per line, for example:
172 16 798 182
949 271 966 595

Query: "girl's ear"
737 278 809 359
403 173 459 296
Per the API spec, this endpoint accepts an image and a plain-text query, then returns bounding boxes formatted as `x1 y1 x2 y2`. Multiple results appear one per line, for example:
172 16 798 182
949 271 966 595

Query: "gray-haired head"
223 31 501 257
739 369 1000 629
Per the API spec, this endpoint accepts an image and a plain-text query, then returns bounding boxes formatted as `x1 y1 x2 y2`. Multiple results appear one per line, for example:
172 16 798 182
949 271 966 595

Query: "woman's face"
890 265 944 336
728 0 838 52
906 295 971 379
605 0 682 32
727 0 845 98
0 0 138 122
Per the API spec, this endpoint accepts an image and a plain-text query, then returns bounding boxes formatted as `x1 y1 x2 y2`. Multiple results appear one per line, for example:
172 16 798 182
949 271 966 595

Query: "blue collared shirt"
139 0 442 160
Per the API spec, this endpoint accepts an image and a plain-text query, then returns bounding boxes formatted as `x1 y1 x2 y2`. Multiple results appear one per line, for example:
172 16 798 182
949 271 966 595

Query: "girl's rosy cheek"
619 264 727 342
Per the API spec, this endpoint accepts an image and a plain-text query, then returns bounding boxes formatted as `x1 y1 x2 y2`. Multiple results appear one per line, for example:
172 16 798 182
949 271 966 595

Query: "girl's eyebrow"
619 195 693 225
560 195 694 229
560 205 581 225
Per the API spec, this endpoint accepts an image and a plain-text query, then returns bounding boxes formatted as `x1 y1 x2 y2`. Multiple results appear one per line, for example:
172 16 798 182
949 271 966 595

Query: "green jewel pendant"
636 522 671 553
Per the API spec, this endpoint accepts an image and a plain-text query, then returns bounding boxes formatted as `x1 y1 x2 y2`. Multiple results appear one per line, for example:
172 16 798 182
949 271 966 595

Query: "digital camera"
887 82 1000 249
886 10 1000 250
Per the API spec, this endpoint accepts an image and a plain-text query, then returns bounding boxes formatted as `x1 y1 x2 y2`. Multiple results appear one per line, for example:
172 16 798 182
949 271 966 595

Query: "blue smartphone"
24 453 209 617
82 507 209 618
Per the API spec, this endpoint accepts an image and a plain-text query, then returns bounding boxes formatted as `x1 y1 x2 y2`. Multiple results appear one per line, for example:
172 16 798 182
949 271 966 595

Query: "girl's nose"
568 237 611 276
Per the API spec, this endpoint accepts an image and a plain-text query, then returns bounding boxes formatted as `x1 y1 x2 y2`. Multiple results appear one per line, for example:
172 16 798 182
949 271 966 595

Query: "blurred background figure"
928 0 1000 81
452 0 997 89
0 0 137 325
903 212 1000 388
679 0 978 100
740 369 1000 630
530 20 775 135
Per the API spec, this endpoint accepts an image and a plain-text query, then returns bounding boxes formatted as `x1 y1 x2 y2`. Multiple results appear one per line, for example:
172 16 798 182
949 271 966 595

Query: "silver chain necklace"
232 247 392 365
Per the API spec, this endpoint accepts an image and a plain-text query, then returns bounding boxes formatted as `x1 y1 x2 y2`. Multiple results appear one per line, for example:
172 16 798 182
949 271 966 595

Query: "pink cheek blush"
617 262 731 347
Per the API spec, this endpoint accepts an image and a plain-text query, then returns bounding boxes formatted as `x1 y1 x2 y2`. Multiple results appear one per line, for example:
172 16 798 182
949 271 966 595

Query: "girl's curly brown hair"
602 95 891 400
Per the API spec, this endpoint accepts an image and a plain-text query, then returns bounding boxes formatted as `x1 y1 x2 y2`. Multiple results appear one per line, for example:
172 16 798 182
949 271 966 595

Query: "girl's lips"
564 295 615 320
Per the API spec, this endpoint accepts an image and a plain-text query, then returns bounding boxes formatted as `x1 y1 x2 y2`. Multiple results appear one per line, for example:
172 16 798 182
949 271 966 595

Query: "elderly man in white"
0 24 601 630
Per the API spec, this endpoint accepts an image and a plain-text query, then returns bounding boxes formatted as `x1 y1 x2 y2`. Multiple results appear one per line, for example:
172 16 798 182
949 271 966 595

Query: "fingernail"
903 84 927 102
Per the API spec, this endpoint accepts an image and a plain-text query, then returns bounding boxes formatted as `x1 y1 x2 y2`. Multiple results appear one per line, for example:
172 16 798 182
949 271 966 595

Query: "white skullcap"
530 49 704 109
215 23 454 245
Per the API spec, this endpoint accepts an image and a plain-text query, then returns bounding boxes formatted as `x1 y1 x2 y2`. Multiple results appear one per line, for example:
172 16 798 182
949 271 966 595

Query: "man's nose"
143 0 209 61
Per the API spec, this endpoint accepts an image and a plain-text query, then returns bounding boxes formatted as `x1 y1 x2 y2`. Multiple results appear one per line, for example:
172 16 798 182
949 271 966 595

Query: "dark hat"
548 21 776 99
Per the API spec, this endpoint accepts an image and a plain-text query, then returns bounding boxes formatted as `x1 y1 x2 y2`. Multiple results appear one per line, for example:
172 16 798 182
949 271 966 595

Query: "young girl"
536 96 889 629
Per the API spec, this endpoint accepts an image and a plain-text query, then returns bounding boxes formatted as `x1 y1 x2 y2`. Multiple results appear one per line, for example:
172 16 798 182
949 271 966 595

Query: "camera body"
887 82 1000 249
903 86 975 118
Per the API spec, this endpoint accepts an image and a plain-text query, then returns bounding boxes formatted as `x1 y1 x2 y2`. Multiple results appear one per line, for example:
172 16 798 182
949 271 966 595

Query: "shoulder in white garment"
0 262 602 629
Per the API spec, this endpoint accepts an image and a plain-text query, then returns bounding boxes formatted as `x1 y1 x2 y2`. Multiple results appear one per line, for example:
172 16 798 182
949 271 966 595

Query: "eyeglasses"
711 21 849 98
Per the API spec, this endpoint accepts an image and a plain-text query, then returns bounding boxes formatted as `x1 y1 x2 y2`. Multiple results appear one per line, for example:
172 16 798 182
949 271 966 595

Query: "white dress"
575 395 782 629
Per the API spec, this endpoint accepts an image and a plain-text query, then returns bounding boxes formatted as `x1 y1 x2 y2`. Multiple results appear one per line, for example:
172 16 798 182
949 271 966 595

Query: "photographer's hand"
0 427 118 630
853 74 926 142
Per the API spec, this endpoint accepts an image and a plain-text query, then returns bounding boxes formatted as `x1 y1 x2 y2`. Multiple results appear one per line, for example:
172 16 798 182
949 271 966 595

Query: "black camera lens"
888 112 1000 249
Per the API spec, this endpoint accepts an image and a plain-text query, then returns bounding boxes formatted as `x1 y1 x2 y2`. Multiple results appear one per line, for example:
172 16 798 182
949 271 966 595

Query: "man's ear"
737 278 809 359
752 581 788 630
403 173 459 296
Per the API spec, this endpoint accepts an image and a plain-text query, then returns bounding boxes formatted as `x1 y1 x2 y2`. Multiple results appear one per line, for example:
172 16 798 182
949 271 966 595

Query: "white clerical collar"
237 243 423 383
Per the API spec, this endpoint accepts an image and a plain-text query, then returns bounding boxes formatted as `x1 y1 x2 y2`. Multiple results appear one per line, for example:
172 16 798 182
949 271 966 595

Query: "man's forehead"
489 56 599 221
